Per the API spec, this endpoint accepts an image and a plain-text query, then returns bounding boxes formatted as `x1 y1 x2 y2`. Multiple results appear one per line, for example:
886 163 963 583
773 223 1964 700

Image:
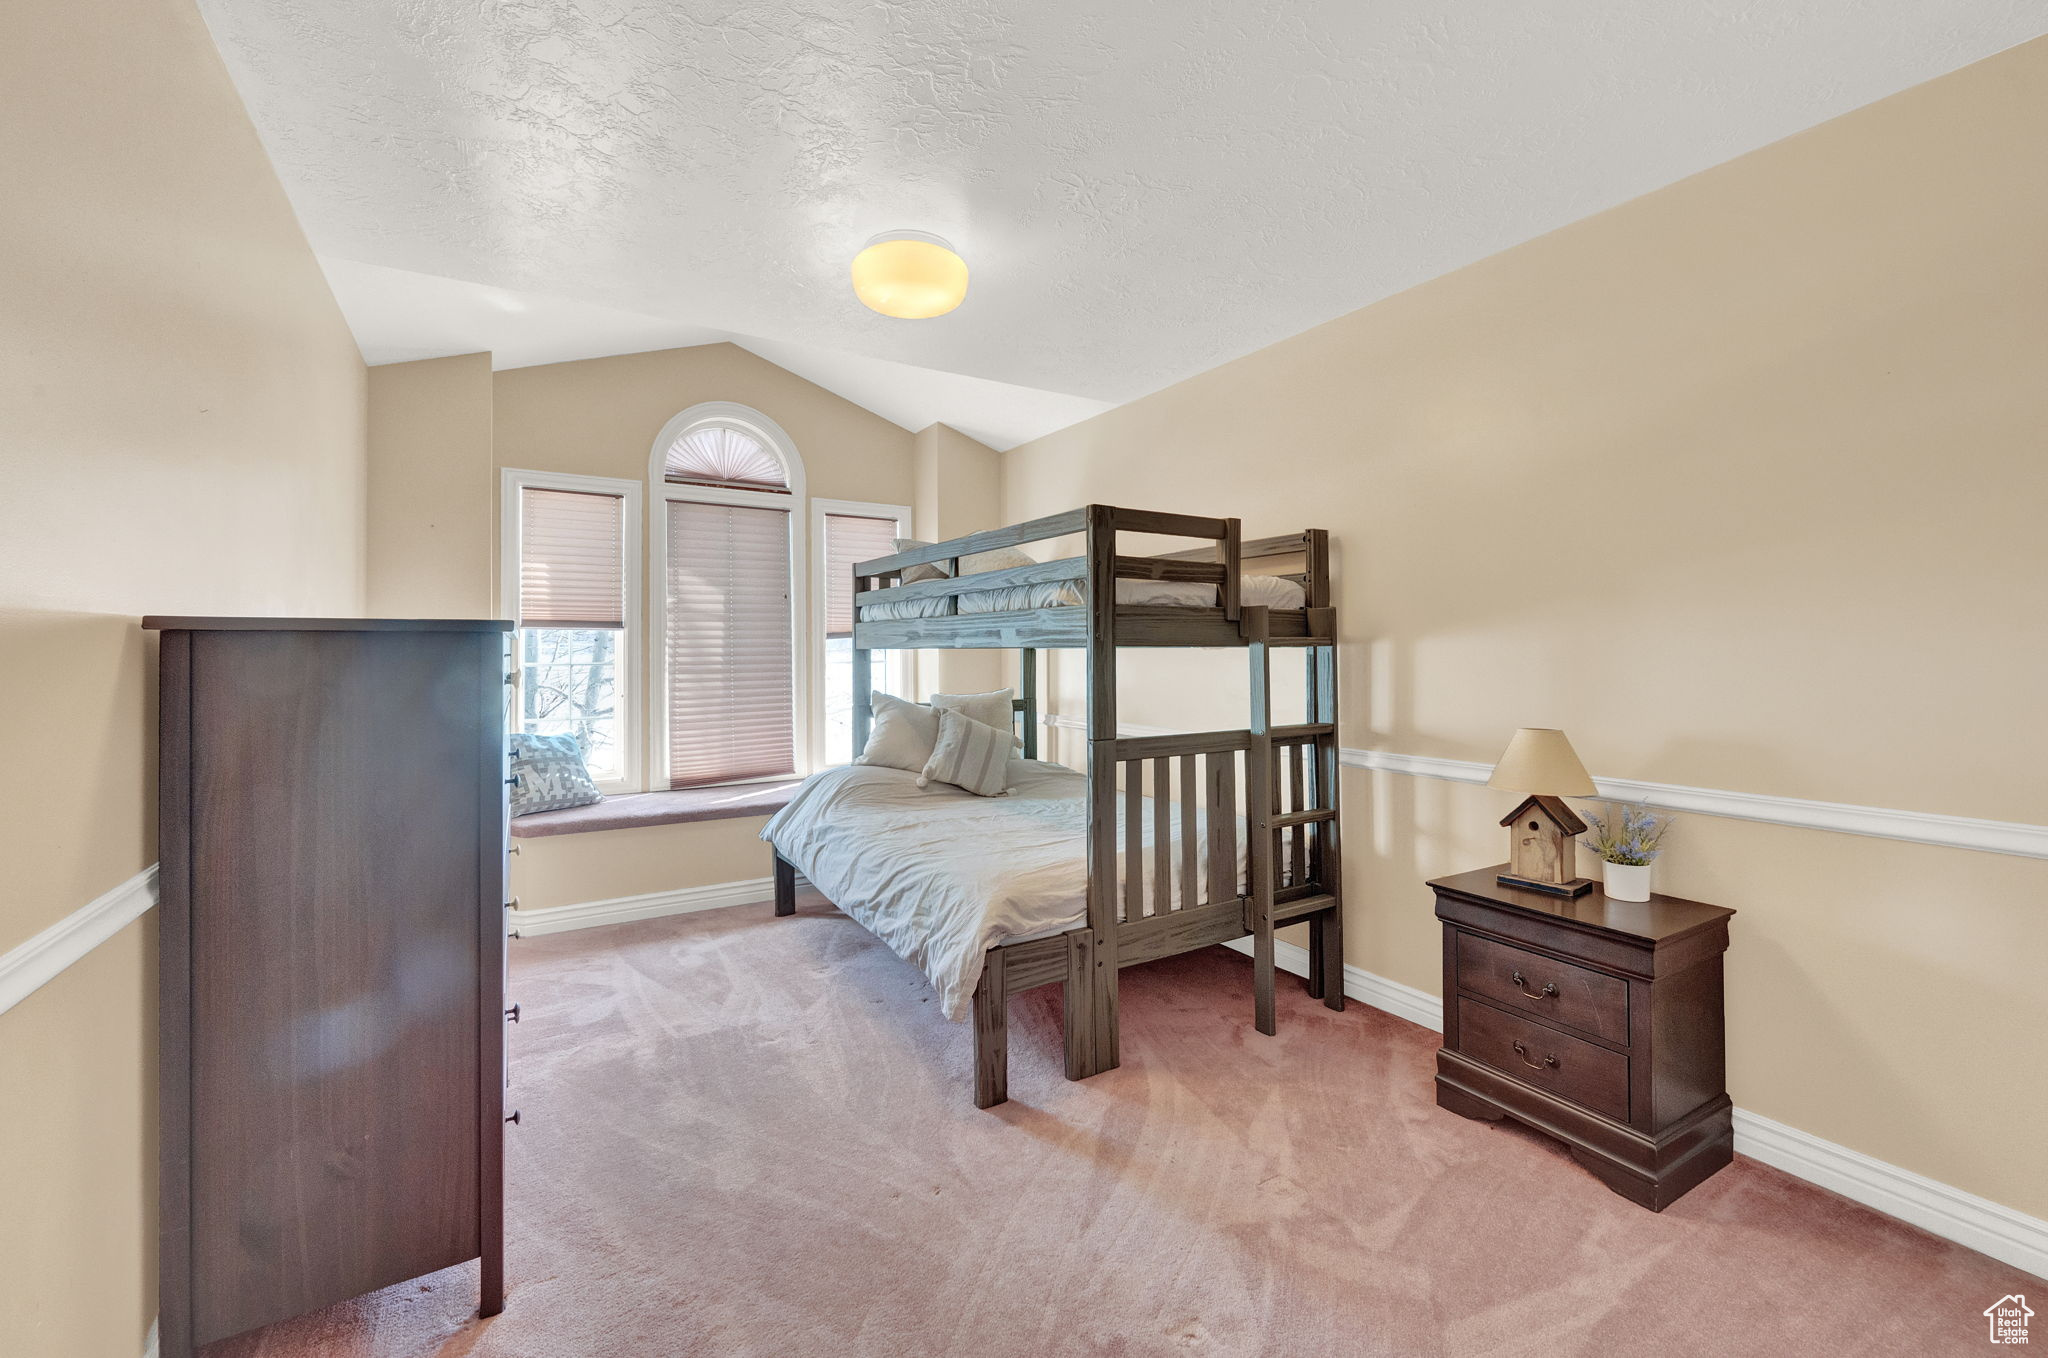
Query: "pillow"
931 688 1018 741
889 538 1036 584
508 733 602 816
960 546 1035 576
858 691 940 773
892 537 948 585
919 708 1016 797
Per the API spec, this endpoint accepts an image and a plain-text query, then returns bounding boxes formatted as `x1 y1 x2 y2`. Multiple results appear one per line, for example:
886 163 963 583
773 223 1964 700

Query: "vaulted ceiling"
200 1 2044 447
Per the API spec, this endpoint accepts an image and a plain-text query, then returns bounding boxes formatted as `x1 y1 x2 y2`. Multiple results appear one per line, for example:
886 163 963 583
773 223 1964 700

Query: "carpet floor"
212 894 2031 1357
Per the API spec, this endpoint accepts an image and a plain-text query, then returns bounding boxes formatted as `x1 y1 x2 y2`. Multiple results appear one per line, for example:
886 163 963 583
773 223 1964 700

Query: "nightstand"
1430 866 1736 1210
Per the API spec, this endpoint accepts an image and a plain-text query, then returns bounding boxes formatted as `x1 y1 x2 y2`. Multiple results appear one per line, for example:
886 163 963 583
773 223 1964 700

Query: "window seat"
510 779 803 838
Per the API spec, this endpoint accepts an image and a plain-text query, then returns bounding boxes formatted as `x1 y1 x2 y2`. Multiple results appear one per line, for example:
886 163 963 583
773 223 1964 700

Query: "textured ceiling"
204 1 2043 422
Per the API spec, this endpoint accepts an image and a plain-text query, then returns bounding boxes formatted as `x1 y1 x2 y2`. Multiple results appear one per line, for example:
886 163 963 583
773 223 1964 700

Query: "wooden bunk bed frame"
772 504 1343 1107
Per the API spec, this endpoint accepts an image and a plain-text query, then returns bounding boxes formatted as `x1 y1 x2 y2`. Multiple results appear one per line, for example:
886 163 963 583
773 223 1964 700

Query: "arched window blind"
824 513 899 638
664 426 789 492
665 499 794 787
519 488 625 628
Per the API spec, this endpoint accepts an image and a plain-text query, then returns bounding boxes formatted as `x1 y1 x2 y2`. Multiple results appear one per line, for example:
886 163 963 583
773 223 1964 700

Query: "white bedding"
761 760 1244 1021
860 572 1305 622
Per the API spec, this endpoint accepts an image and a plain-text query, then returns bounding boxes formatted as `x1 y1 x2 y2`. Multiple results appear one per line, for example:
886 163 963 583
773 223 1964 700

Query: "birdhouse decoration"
1486 728 1598 897
1499 795 1590 895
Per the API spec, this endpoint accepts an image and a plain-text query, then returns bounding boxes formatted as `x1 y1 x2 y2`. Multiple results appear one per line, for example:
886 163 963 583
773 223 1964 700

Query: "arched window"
650 405 807 789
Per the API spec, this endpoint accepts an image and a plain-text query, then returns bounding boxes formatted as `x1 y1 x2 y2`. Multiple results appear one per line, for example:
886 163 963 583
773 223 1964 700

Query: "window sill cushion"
509 780 803 838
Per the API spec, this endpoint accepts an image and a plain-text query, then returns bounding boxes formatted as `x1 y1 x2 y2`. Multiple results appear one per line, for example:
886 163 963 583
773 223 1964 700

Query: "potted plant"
1581 801 1674 901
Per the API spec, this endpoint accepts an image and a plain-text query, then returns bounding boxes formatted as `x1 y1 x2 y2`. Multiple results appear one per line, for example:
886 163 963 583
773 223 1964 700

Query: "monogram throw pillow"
508 733 602 816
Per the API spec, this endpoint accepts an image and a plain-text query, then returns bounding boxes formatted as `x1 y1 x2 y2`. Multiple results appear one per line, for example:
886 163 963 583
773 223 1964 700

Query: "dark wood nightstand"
1430 866 1736 1210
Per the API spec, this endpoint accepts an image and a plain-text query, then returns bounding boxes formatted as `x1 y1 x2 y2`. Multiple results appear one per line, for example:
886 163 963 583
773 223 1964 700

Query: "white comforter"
762 760 1239 1021
860 572 1305 621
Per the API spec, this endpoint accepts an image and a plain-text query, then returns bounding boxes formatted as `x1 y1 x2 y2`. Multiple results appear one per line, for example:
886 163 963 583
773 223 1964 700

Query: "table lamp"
1487 728 1598 897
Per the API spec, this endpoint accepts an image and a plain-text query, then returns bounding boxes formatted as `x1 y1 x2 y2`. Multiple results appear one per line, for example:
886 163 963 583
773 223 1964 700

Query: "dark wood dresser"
1430 866 1736 1210
147 618 514 1357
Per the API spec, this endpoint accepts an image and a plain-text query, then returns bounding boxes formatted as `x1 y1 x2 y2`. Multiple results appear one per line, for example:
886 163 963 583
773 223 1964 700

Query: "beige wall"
366 353 495 617
491 342 915 497
1005 39 2048 1217
0 0 369 1352
913 423 1006 695
513 817 779 913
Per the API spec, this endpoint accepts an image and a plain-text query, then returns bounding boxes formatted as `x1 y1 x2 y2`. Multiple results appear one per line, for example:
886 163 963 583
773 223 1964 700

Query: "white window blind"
520 488 625 628
824 513 899 638
665 499 795 788
665 426 789 491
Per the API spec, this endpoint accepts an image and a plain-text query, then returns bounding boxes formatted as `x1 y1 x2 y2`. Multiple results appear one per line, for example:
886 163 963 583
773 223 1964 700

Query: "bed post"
773 852 796 917
1245 605 1277 1035
1303 529 1345 1012
972 947 1008 1108
1017 648 1038 760
852 568 874 755
1073 505 1121 1080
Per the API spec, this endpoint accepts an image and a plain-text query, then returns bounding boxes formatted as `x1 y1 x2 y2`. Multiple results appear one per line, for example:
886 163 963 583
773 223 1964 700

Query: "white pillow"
919 708 1016 797
858 692 939 773
890 538 1036 584
892 537 948 585
960 546 1034 576
930 688 1016 738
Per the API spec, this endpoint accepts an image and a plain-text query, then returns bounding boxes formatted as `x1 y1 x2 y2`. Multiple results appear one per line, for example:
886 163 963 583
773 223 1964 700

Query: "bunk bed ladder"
1243 538 1344 1034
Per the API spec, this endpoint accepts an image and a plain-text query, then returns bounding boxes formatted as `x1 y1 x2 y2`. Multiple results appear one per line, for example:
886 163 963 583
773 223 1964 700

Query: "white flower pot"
1603 862 1652 901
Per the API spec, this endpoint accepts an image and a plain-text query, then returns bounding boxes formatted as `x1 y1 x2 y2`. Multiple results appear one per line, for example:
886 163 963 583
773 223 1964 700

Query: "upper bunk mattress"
860 572 1305 622
761 760 1247 1021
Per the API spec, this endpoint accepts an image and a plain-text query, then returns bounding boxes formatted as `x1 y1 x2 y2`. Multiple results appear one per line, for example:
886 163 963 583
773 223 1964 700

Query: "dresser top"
143 617 514 632
1429 866 1735 945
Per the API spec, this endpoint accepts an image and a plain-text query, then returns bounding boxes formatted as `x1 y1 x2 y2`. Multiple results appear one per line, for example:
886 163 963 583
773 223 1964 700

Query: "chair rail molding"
0 863 159 1018
1038 714 2048 860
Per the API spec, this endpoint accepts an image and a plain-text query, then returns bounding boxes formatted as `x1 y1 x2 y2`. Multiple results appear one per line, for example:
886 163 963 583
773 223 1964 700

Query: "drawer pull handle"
1509 970 1559 999
1511 1040 1558 1071
505 1004 521 1024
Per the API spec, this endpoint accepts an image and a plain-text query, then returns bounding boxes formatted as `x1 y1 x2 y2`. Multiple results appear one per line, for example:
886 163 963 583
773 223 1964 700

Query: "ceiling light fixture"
850 231 968 319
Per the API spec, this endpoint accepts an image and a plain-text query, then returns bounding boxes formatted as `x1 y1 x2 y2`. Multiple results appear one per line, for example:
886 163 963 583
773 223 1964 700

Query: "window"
663 499 795 787
502 470 642 792
651 404 808 790
815 500 912 766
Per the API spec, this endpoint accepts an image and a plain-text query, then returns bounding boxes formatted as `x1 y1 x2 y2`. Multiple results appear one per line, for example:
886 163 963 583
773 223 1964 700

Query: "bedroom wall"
366 352 495 617
1003 38 2048 1219
913 423 1006 696
0 0 369 1352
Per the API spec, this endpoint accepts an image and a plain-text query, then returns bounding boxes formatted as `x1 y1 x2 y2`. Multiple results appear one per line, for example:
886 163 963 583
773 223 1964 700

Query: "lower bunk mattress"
761 760 1249 1021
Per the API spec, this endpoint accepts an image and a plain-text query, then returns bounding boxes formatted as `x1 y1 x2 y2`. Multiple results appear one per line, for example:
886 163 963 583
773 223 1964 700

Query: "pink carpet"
211 894 2032 1357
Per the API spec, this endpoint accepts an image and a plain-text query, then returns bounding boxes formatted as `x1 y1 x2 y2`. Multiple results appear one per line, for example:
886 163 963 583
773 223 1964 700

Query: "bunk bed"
764 505 1343 1107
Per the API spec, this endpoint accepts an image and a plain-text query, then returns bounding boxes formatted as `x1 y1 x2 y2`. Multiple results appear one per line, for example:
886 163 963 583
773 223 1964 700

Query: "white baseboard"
0 864 158 1018
510 875 779 936
1228 936 2047 1279
143 1318 157 1358
1731 1108 2048 1280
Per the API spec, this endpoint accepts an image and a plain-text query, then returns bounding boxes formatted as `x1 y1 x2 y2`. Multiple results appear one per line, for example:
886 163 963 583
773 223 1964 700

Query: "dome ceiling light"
850 231 968 319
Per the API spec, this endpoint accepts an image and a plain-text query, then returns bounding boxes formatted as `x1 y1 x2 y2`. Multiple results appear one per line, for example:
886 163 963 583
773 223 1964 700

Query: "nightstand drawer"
1457 931 1628 1044
1455 996 1629 1122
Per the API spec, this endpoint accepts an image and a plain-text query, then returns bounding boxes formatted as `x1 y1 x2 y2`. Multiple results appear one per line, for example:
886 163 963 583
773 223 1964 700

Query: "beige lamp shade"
1486 728 1597 796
